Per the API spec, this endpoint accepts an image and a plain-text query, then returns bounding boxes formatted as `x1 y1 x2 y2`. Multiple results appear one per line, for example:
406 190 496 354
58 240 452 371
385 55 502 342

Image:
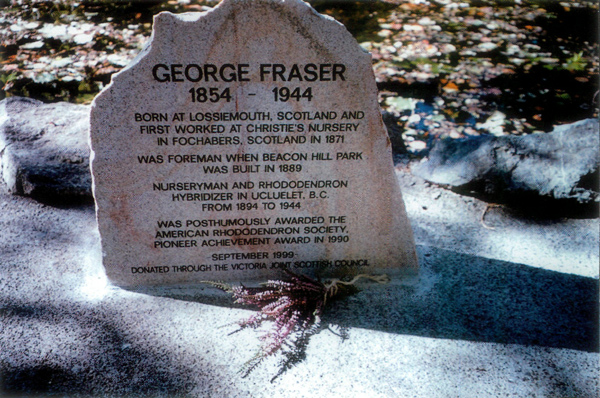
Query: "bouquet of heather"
204 270 389 379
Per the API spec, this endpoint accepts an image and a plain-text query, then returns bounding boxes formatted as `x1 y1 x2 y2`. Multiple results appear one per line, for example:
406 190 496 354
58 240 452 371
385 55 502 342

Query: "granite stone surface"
90 0 418 287
412 119 599 214
0 97 91 203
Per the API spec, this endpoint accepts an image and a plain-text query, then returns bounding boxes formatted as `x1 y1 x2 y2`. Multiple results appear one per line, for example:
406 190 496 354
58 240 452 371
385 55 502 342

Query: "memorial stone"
90 0 418 287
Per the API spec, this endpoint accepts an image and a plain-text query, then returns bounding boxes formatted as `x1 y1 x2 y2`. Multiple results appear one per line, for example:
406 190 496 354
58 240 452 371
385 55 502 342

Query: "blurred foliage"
563 52 588 72
0 0 598 133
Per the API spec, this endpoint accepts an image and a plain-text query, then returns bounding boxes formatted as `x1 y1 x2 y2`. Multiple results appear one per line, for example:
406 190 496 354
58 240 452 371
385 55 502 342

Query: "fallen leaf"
442 81 459 93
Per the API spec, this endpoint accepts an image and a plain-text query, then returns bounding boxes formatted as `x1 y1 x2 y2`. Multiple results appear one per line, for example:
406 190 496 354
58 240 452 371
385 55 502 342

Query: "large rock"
89 0 418 286
412 119 599 213
0 97 91 203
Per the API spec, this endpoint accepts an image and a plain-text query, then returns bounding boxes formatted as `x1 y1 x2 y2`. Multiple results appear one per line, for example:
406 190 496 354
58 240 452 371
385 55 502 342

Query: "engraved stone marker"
90 0 418 287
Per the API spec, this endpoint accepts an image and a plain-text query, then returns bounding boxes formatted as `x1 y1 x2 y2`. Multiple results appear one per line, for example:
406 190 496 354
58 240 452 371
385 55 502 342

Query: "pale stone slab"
90 0 417 287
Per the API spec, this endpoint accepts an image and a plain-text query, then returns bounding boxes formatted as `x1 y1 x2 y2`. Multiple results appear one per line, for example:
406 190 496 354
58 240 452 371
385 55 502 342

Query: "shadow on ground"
137 244 599 354
1 244 597 395
324 246 599 353
0 298 228 397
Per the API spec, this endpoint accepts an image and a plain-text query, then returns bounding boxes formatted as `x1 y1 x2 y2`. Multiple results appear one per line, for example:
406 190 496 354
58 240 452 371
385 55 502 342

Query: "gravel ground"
1 170 597 397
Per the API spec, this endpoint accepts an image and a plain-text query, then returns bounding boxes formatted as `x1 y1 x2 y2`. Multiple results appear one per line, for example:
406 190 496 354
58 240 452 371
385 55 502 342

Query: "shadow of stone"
140 245 598 354
105 242 599 383
323 246 599 353
130 245 598 381
0 299 227 397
